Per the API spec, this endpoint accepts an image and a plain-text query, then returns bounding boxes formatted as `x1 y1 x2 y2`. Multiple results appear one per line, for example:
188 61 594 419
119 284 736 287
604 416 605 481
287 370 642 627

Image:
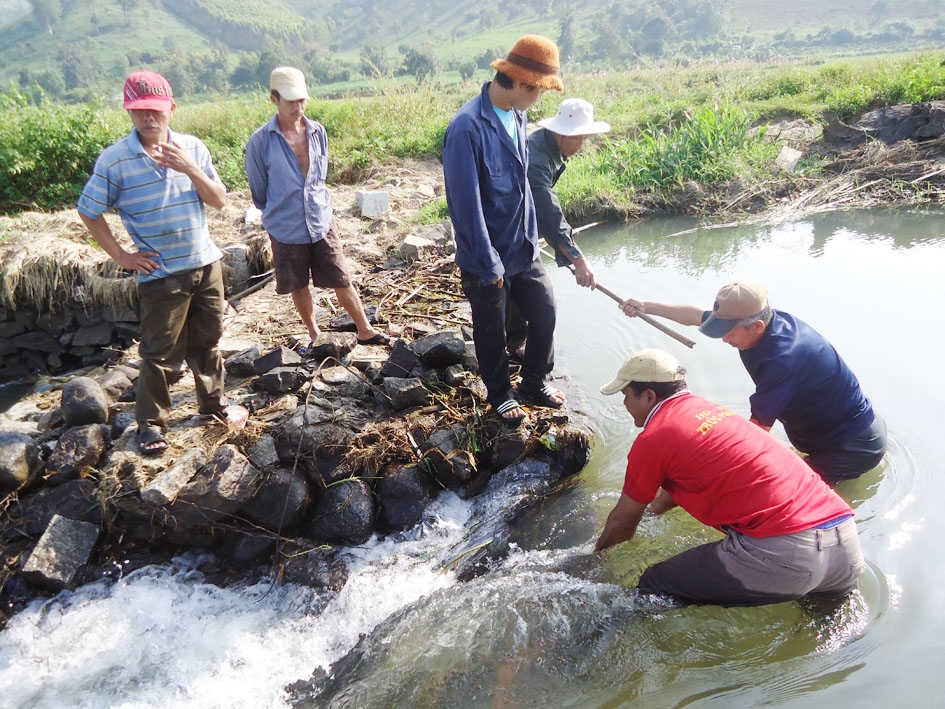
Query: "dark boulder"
61 376 109 426
308 478 374 546
377 464 437 532
45 424 111 486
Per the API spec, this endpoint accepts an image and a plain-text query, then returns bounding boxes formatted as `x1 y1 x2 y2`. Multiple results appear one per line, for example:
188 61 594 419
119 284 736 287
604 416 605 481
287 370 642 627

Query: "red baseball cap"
123 71 174 111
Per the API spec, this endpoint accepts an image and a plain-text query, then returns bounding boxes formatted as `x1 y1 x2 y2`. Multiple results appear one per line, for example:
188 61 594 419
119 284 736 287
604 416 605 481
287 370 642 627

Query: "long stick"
539 246 696 349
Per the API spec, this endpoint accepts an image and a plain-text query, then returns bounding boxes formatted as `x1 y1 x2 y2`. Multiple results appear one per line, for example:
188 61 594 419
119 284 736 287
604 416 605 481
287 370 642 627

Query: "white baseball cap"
600 349 686 395
270 66 310 101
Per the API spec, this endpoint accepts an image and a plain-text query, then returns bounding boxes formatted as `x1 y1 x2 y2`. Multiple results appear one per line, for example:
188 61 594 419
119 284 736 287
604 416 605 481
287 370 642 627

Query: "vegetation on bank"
1 52 944 217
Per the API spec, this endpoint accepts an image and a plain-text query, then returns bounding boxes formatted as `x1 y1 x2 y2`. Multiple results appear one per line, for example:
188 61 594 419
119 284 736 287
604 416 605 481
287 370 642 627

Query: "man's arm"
619 298 705 327
78 213 160 275
158 141 226 210
594 493 647 552
244 132 269 211
528 141 596 288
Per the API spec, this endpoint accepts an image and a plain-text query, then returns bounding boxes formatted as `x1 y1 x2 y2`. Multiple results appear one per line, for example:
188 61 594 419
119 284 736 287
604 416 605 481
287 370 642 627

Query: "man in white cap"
244 67 388 352
619 282 886 482
78 71 240 455
506 98 610 360
594 348 864 606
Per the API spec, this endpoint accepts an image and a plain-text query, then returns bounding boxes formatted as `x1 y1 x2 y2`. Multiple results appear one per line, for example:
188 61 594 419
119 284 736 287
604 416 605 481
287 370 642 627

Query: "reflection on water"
2 208 945 707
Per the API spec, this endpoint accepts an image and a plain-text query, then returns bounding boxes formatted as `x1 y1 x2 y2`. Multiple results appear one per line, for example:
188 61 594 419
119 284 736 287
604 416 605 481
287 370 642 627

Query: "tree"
401 47 440 82
116 0 139 25
28 0 60 34
557 12 575 61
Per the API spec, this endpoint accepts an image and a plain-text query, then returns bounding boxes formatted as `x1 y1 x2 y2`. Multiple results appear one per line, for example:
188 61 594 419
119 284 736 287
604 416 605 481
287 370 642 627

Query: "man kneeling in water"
595 349 864 606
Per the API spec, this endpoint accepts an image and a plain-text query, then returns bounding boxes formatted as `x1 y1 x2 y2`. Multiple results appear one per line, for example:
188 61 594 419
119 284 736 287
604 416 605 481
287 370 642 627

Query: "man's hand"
494 276 504 289
571 257 596 289
117 249 161 275
619 297 645 318
154 140 199 176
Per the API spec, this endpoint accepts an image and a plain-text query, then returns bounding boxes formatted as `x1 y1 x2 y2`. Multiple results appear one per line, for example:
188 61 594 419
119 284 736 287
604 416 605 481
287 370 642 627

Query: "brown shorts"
269 224 351 294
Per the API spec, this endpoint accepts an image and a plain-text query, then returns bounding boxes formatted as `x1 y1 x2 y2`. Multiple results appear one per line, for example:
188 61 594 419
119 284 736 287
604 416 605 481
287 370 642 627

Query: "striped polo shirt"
77 128 224 282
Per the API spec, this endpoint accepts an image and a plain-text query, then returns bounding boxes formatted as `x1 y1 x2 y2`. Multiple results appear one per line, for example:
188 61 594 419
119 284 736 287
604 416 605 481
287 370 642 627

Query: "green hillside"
1 0 943 103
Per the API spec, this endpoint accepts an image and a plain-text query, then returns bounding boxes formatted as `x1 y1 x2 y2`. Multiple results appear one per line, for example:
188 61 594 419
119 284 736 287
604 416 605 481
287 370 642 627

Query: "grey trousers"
136 261 226 429
637 518 864 607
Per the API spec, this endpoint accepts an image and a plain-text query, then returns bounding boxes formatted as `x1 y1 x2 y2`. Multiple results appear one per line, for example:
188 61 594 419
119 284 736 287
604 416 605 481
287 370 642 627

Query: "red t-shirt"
623 392 852 538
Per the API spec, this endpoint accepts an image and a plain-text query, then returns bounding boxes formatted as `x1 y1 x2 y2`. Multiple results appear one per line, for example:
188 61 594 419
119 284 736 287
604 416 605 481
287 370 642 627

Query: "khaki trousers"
136 261 225 429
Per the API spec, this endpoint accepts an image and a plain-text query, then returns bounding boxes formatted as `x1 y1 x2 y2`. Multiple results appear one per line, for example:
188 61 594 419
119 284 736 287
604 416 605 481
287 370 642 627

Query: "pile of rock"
0 328 592 610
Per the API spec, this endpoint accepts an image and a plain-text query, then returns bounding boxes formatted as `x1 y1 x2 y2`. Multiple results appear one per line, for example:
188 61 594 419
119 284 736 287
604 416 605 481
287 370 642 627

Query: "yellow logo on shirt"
694 406 734 436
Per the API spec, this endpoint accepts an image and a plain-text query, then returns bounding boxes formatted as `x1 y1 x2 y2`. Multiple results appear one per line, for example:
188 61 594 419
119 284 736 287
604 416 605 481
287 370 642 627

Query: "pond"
1 207 943 707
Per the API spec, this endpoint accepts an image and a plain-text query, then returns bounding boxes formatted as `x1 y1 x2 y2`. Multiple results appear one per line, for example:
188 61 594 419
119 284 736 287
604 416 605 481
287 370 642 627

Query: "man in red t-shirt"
595 349 864 606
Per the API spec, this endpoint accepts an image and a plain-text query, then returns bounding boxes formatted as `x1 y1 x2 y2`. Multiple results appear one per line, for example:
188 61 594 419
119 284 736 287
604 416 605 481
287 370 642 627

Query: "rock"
443 364 468 387
95 369 133 400
225 346 262 377
253 346 302 374
222 244 251 289
110 411 136 440
308 478 374 546
281 545 349 591
45 424 110 486
377 464 436 531
304 332 356 363
319 366 370 398
21 514 100 591
258 366 308 394
775 145 804 172
488 428 531 470
61 376 109 426
421 427 477 488
140 447 208 506
220 529 277 566
395 234 437 261
12 331 61 354
72 320 115 347
244 205 262 225
380 338 420 378
0 431 42 491
382 376 430 411
9 479 103 537
170 444 260 527
247 434 280 469
240 466 311 532
355 189 390 218
102 303 139 323
411 331 466 368
332 305 379 331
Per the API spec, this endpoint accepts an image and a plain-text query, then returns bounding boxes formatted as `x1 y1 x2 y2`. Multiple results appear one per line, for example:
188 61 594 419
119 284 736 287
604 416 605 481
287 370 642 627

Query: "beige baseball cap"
699 281 768 338
270 66 310 101
600 349 686 395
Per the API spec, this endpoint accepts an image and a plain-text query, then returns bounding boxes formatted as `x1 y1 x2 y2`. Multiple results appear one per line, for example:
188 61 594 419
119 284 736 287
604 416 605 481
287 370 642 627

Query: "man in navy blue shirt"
619 281 886 482
442 35 566 424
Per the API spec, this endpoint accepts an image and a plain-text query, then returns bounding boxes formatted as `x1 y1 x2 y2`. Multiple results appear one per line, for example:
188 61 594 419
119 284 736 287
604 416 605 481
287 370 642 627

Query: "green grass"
2 52 944 215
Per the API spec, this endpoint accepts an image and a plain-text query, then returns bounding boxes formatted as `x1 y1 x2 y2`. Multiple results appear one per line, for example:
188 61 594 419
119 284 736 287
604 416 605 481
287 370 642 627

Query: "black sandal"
137 426 168 455
495 399 528 424
517 382 565 409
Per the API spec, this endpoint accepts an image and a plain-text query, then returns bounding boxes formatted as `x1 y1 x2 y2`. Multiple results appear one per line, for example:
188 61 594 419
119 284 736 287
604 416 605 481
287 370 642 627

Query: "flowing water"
1 208 944 707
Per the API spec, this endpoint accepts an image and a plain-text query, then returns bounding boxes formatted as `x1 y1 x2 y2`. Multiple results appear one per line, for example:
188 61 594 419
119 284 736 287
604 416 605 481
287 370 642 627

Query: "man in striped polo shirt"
78 71 230 454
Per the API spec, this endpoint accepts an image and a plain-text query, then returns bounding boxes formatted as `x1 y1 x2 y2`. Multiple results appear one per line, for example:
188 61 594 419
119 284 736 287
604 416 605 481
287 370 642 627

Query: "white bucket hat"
537 98 611 136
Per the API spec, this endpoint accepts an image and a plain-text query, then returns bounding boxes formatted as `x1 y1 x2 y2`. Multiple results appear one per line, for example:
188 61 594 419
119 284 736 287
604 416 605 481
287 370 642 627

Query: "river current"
1 207 943 707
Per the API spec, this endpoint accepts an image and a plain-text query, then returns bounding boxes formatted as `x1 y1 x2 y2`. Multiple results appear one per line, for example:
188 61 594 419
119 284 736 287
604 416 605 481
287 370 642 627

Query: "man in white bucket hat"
506 98 611 361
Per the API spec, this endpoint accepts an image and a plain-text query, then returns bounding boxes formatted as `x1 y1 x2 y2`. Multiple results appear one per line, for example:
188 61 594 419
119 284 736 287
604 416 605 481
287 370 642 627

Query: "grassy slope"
0 2 209 79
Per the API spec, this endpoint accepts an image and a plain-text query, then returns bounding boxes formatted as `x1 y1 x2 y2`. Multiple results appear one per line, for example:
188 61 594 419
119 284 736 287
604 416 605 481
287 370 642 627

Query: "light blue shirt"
244 114 333 244
77 128 224 282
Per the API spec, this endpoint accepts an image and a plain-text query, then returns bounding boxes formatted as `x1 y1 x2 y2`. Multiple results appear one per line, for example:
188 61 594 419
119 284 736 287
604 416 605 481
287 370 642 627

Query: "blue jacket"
442 83 538 284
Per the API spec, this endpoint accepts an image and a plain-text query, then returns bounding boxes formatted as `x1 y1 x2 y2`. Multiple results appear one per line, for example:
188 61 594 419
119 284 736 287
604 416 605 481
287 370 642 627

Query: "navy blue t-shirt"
738 310 874 453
